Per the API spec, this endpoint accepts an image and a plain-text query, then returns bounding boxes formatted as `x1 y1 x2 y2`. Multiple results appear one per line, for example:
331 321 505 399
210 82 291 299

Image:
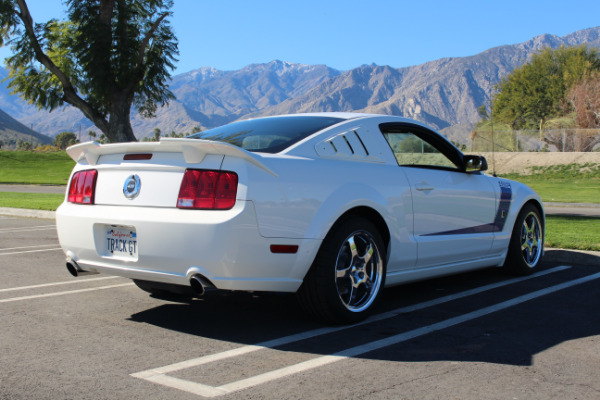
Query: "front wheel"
503 204 544 275
297 217 386 324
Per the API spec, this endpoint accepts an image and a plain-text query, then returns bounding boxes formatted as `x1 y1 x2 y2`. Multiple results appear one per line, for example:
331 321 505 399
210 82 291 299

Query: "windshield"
187 116 345 153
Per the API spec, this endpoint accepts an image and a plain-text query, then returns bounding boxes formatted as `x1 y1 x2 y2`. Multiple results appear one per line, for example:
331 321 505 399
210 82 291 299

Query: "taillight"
177 169 238 210
68 169 97 204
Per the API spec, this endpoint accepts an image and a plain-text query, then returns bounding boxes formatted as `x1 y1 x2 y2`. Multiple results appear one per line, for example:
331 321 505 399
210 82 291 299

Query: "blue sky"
1 0 600 75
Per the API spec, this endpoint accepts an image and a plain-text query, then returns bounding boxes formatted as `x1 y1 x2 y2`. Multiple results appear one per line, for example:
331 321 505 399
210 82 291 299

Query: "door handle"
415 182 434 191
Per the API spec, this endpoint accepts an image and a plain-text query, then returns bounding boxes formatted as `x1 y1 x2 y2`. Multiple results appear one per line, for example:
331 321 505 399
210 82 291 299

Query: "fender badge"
123 175 141 199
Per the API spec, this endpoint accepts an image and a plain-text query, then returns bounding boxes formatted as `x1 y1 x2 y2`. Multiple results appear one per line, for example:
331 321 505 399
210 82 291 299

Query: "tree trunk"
107 96 137 142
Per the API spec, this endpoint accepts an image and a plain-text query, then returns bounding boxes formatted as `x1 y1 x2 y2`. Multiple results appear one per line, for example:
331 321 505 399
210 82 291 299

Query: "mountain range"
1 26 600 146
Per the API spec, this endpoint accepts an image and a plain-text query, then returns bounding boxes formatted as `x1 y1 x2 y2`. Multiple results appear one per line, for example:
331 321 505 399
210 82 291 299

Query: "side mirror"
463 155 488 172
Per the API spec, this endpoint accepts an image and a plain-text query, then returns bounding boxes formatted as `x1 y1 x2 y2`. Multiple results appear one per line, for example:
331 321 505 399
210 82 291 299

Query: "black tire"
503 204 544 275
297 216 386 324
133 279 196 300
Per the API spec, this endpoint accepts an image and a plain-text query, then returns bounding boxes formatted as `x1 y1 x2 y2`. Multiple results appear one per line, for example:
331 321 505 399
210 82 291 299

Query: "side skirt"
384 254 507 288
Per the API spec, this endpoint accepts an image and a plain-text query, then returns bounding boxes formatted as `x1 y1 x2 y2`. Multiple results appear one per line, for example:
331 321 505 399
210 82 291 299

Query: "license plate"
105 226 138 259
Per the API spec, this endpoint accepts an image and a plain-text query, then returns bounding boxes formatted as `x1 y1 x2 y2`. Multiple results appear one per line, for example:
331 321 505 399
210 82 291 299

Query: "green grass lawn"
500 163 600 204
1 151 598 203
505 178 599 203
0 151 598 252
0 150 74 185
2 193 595 251
545 215 600 251
0 192 64 210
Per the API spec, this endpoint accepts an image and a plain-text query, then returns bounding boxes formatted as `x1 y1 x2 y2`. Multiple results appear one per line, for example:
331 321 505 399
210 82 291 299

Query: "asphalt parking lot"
1 215 599 400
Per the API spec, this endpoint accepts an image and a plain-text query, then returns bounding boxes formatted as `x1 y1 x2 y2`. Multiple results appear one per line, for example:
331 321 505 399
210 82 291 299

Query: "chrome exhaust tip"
190 275 205 296
66 261 79 277
66 260 98 277
190 274 215 296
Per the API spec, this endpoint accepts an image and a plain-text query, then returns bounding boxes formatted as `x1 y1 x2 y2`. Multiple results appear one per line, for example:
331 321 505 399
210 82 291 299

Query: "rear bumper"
55 201 320 292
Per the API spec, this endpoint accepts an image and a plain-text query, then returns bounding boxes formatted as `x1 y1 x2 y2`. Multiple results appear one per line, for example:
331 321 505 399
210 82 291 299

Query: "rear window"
187 116 345 153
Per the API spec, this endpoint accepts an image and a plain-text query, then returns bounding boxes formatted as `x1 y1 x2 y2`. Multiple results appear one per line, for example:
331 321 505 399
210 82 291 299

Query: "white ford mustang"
56 113 544 323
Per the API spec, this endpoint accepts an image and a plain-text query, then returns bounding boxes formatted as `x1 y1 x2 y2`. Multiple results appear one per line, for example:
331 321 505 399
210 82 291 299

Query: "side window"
382 128 458 170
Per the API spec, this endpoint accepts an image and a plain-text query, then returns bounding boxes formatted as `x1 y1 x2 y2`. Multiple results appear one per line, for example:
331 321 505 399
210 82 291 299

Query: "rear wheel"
503 204 544 275
298 217 386 324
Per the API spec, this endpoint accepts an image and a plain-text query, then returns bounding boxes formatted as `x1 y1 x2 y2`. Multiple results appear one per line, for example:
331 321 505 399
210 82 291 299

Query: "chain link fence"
469 129 600 152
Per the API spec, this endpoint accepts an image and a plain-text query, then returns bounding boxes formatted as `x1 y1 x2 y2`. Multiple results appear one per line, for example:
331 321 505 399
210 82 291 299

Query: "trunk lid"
66 138 275 208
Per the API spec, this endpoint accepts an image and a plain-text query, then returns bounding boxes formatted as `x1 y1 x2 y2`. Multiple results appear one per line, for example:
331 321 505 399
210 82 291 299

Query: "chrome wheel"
297 216 386 323
520 211 543 268
504 204 544 275
334 230 384 313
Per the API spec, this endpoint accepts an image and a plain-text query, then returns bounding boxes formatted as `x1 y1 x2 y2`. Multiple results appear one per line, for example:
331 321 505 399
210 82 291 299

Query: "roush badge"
123 175 141 199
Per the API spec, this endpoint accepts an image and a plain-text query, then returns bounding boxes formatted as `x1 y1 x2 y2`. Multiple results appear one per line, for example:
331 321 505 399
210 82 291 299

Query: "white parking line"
217 271 600 396
0 247 63 256
134 266 571 377
0 244 59 251
131 265 576 397
0 283 134 303
0 241 62 256
0 243 61 255
0 225 56 233
0 276 122 293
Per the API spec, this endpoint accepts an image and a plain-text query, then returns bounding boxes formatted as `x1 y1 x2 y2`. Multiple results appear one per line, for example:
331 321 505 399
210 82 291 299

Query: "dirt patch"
477 152 600 175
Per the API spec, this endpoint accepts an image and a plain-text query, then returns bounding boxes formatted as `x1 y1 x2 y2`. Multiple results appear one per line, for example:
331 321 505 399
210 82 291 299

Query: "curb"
0 207 56 219
545 202 600 208
1 208 598 266
544 248 600 266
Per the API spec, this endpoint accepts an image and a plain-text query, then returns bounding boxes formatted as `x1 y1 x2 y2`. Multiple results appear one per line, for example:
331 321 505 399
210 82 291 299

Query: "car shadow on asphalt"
128 263 600 366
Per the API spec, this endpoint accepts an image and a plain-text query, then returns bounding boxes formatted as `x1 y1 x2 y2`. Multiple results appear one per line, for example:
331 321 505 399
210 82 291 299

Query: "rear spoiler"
66 138 277 177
